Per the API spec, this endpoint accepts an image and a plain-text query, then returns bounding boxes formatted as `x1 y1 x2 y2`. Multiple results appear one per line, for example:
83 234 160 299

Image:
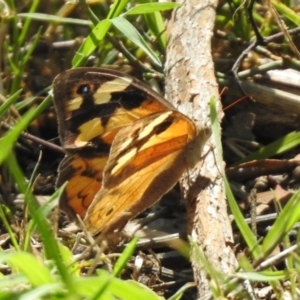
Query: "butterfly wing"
83 110 197 234
56 155 107 219
53 67 174 151
53 68 174 220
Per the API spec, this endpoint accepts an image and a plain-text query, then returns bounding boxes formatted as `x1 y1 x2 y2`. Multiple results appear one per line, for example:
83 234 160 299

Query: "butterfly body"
53 68 200 234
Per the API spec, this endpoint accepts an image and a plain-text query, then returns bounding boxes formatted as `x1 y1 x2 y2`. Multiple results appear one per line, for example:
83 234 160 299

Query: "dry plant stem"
231 27 300 95
241 81 300 114
247 0 266 45
0 122 64 154
165 0 237 296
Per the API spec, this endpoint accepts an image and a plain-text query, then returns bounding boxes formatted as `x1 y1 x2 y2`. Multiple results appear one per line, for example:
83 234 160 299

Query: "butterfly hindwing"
83 110 197 234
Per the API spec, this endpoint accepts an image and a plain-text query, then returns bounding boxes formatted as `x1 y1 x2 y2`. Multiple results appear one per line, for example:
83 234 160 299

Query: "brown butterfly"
53 67 202 235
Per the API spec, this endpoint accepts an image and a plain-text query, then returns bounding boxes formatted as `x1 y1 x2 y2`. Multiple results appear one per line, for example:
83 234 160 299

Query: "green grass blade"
74 270 162 299
78 0 100 25
110 16 161 66
21 27 42 65
143 9 167 52
15 87 51 110
0 252 54 286
88 277 113 300
188 237 224 285
224 176 261 258
23 186 60 251
233 270 289 281
5 154 76 295
272 0 300 26
167 282 196 300
35 186 60 218
106 0 130 19
17 0 39 46
124 3 181 15
18 283 62 300
72 19 111 67
262 189 300 253
58 241 80 276
10 28 42 94
113 237 138 277
0 203 20 251
17 13 92 26
236 131 300 164
238 254 254 272
210 97 261 257
0 89 22 119
0 94 51 165
0 108 37 165
109 278 161 300
72 0 130 67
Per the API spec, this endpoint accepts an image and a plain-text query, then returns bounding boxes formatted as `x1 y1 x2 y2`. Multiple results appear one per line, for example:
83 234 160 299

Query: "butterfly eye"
77 84 91 95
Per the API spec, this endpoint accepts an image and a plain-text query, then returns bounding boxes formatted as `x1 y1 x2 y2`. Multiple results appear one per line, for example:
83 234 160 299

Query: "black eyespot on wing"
77 84 92 95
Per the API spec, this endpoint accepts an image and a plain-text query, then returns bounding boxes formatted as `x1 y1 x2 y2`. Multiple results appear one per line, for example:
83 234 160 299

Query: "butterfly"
53 67 202 235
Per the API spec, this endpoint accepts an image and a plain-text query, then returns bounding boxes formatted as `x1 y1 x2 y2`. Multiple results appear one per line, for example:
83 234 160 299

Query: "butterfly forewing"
53 68 174 152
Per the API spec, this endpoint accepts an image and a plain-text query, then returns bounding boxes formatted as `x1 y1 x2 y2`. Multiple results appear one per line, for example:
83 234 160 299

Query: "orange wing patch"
57 155 107 219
